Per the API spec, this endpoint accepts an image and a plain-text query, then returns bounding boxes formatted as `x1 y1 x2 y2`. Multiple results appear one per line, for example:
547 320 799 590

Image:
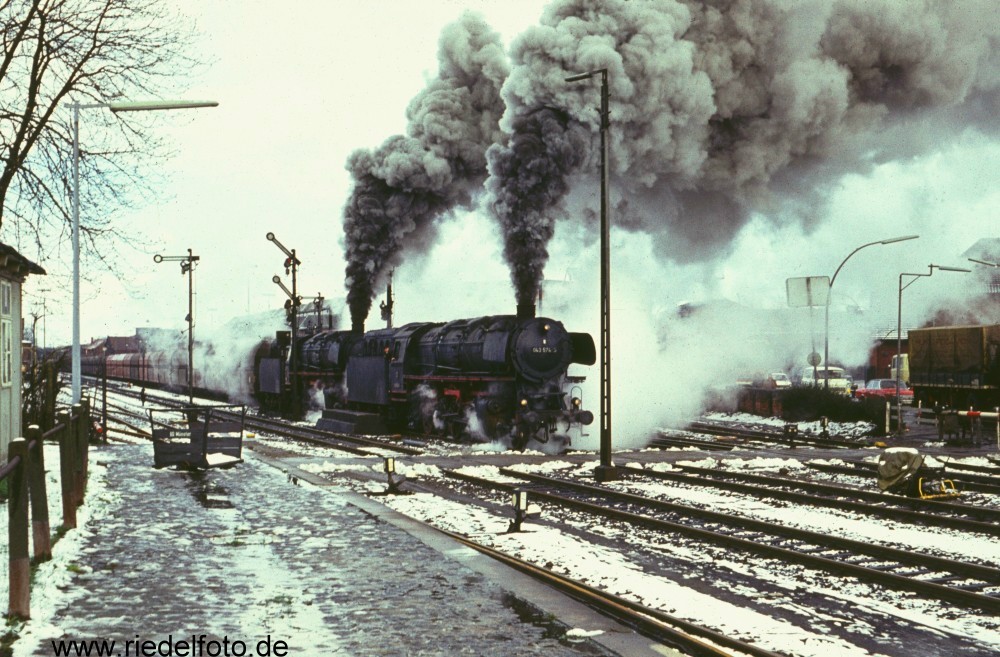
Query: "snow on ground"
700 411 877 438
362 461 1000 653
65 385 999 654
381 491 892 657
5 451 118 651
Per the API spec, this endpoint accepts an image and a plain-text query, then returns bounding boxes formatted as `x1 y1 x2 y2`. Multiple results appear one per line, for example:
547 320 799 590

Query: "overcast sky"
18 1 999 398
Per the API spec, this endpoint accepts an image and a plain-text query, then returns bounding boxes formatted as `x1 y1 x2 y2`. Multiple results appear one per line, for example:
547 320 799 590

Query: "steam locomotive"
255 304 597 450
73 302 596 450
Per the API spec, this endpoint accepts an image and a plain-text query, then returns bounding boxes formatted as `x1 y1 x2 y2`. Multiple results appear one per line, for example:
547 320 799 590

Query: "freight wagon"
908 324 1000 409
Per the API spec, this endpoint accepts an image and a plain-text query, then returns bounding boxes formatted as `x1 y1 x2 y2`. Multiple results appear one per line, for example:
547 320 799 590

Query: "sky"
13 0 1000 442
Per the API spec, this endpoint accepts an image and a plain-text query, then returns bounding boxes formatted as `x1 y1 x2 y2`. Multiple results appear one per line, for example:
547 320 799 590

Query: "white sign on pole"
786 276 830 308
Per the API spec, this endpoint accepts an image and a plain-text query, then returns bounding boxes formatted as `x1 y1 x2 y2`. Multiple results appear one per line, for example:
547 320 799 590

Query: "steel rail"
807 462 1000 496
445 469 1000 613
677 463 1000 523
648 433 736 451
110 385 421 456
846 458 1000 488
631 464 1000 535
239 413 423 455
434 528 785 657
687 421 871 449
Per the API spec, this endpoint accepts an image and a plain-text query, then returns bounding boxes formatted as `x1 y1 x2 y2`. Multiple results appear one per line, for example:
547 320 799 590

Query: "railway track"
807 460 1000 496
683 421 874 449
238 412 423 456
444 468 1000 614
96 382 424 457
617 464 1000 537
439 529 784 657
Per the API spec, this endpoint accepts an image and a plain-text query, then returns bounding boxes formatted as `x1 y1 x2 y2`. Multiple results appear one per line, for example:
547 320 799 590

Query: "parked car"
767 372 792 388
796 365 852 395
743 371 792 388
856 378 914 403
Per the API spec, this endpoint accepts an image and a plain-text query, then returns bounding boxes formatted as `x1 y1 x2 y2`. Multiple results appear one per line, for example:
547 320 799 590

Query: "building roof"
962 238 1000 263
0 242 46 280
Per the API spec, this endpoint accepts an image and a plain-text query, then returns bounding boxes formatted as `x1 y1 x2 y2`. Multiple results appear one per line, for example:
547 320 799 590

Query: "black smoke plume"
485 108 587 305
342 12 509 327
485 0 999 294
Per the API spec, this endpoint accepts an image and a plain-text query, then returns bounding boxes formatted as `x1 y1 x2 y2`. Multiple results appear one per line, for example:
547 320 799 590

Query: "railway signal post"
268 232 302 418
153 249 200 405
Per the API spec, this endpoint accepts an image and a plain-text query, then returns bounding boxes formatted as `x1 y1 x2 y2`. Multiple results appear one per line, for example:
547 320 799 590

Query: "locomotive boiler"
257 305 596 449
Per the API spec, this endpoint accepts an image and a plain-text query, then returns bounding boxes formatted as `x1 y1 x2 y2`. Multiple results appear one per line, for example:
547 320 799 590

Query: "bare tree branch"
0 0 200 276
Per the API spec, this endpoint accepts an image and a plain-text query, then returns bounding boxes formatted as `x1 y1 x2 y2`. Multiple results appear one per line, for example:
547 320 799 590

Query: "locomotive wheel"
512 431 528 452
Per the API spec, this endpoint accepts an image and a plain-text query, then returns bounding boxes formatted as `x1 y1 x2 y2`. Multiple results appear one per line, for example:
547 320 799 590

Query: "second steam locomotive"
257 304 596 449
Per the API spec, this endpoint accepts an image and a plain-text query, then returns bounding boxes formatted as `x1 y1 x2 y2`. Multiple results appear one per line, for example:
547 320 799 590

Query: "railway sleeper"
922 576 987 592
863 561 910 572
815 549 855 561
943 581 989 593
892 566 933 578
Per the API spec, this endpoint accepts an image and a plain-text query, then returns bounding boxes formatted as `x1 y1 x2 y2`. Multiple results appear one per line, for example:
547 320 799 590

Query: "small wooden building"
0 242 45 457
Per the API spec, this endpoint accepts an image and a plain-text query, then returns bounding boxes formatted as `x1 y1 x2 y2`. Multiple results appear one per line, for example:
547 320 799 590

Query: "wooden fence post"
72 402 86 506
26 425 52 562
7 438 31 620
82 398 91 482
57 410 76 530
42 362 57 432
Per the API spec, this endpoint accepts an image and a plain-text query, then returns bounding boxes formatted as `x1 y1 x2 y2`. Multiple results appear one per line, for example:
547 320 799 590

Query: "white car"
768 372 792 388
798 366 852 395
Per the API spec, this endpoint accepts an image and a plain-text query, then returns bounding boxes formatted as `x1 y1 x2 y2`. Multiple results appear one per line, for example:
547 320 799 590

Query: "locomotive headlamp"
543 324 550 332
520 399 528 407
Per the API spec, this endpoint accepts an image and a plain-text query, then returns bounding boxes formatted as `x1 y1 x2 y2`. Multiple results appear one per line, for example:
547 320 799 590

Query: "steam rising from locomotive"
343 0 998 318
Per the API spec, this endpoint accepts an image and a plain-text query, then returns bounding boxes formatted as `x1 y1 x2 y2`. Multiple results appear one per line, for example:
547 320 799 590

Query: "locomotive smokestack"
516 303 536 319
352 319 365 334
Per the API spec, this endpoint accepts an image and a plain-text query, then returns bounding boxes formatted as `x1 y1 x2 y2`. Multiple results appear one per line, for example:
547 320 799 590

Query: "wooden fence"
2 399 92 620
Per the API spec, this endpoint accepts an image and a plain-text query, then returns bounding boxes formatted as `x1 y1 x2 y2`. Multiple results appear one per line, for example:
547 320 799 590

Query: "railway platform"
9 441 676 657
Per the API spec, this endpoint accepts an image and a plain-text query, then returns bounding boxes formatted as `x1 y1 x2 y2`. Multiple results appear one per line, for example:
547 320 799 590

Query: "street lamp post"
154 249 200 405
895 264 970 433
566 67 617 483
70 99 218 403
824 235 918 388
267 232 301 417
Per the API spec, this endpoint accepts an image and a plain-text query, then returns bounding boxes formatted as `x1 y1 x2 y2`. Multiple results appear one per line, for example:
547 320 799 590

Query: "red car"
856 379 914 403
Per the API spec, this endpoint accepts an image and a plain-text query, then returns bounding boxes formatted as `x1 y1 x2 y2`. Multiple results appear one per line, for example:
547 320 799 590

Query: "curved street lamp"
70 99 218 403
823 235 918 388
895 263 970 433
